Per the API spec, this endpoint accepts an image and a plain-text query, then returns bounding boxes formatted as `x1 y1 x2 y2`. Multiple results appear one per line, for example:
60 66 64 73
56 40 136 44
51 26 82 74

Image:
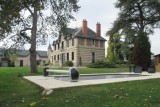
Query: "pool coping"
24 72 160 90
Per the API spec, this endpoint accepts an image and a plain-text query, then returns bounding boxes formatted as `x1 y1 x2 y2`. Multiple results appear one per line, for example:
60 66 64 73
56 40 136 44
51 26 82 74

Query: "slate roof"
17 50 30 57
37 51 48 58
67 27 106 41
17 50 48 58
53 27 106 44
0 49 48 58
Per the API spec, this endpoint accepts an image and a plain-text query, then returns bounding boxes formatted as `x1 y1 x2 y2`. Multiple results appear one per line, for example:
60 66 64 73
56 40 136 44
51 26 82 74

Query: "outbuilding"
154 54 160 72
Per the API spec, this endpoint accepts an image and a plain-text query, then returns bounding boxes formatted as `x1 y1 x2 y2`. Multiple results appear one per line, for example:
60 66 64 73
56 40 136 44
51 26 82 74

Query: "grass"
0 67 160 107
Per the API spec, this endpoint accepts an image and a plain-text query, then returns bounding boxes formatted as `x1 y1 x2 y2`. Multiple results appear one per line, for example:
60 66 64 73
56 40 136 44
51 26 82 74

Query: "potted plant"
134 66 142 73
148 59 156 73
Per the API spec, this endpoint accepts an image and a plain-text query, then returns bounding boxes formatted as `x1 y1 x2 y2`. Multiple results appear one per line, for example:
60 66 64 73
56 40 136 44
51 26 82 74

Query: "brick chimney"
96 22 101 36
82 19 88 36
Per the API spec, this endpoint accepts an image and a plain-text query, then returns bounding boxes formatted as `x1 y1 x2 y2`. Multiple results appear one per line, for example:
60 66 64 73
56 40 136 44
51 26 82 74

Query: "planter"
134 66 142 73
147 68 155 73
43 67 49 76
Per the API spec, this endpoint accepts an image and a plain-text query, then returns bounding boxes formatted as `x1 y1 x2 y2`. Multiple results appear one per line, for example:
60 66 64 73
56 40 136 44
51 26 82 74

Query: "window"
54 55 56 60
92 39 95 45
58 43 60 50
43 61 46 66
20 60 23 67
61 41 64 49
52 56 54 62
100 41 104 47
72 52 74 60
79 38 84 45
67 40 69 47
79 57 82 66
54 45 56 50
72 38 74 46
67 53 69 61
87 39 91 46
57 55 59 60
92 52 95 63
95 40 98 47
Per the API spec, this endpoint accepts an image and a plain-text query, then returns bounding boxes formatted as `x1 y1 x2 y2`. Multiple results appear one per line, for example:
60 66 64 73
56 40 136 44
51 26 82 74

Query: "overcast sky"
35 0 160 54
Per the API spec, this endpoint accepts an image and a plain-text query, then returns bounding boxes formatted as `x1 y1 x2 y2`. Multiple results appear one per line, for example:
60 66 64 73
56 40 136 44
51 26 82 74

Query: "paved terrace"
24 72 160 90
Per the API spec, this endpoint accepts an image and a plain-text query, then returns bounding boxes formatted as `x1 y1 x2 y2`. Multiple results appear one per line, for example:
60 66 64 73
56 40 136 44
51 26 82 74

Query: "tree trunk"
30 7 38 73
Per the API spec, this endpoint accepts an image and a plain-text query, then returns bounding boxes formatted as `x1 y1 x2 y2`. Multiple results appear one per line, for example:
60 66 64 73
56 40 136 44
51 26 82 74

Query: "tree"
121 27 137 64
106 33 123 64
107 0 160 69
132 31 151 70
0 0 79 73
106 39 118 64
9 53 17 64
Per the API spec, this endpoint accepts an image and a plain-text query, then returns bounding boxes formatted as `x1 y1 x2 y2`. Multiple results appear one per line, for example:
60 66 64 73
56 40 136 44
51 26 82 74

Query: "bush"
116 60 127 64
65 61 73 67
87 60 116 68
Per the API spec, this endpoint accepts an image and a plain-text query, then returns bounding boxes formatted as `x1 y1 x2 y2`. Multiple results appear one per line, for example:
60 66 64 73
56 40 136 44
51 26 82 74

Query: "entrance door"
61 53 65 64
20 60 23 67
92 52 95 63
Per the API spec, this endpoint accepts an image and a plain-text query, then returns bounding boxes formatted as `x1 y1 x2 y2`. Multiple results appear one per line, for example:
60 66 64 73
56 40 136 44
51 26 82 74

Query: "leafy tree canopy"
108 0 160 36
0 0 79 73
107 0 160 68
106 33 124 64
0 0 79 49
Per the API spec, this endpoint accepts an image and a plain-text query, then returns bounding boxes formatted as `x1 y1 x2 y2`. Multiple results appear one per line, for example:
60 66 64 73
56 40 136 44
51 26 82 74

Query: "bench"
43 67 79 82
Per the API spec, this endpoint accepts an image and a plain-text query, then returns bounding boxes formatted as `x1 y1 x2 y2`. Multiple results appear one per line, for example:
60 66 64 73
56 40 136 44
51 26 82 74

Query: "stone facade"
15 50 48 67
0 49 48 67
48 20 106 67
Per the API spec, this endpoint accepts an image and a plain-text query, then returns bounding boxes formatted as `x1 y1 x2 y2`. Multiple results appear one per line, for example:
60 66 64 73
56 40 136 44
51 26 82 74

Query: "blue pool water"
54 73 145 81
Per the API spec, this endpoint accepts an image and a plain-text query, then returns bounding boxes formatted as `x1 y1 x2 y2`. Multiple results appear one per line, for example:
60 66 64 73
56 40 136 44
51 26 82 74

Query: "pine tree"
132 31 151 70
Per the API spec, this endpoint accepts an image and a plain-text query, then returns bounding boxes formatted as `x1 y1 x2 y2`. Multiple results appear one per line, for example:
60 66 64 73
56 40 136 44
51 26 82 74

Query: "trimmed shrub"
65 61 73 67
87 60 116 68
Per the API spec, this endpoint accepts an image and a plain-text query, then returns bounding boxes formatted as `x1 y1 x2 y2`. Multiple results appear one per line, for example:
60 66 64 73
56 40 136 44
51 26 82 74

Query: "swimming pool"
54 73 146 81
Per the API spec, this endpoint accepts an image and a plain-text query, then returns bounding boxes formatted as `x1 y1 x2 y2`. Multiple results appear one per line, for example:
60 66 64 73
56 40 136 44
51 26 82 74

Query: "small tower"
48 44 52 51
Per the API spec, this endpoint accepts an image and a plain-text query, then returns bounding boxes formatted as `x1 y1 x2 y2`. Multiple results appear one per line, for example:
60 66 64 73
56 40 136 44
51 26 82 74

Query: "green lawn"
0 67 160 107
